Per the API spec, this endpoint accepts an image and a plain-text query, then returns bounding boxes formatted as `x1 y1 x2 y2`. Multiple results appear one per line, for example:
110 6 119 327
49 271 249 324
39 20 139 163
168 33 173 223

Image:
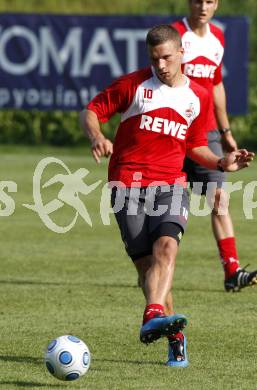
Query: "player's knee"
153 236 177 267
211 188 229 215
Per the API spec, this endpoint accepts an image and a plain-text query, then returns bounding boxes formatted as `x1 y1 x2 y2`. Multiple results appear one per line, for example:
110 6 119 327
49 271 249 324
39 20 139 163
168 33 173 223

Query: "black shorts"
111 185 189 261
184 130 226 196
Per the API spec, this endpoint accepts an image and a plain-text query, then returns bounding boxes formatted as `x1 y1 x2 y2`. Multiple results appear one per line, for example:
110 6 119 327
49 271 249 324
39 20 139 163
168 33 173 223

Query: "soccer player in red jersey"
172 0 257 292
80 25 254 367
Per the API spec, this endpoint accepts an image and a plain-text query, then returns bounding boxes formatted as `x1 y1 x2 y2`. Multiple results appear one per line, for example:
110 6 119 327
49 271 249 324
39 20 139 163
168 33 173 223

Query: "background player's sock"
218 237 240 279
143 304 164 325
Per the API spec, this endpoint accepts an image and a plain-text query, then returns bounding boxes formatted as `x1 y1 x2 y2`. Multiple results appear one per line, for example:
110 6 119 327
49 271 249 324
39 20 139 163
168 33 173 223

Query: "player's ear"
179 47 185 56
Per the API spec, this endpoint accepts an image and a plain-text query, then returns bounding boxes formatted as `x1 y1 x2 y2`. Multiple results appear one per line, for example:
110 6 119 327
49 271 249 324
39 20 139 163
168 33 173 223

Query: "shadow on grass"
94 357 164 366
0 356 65 388
89 283 140 289
173 286 223 293
92 282 223 293
0 279 73 286
0 381 62 388
0 279 225 293
0 355 42 365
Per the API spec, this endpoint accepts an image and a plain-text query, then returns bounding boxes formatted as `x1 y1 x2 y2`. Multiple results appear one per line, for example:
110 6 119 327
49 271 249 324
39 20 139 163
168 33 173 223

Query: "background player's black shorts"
111 185 189 261
183 129 226 196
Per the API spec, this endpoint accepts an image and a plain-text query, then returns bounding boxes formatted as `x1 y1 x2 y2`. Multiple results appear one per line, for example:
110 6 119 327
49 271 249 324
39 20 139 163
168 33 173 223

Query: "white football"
45 335 91 381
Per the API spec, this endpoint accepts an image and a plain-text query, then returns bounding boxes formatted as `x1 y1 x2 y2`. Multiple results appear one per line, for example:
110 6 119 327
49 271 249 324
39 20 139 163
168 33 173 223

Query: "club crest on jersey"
185 103 195 123
214 52 220 62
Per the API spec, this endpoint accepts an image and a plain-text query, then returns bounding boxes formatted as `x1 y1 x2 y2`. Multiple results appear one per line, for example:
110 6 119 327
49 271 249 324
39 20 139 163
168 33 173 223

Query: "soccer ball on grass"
45 335 91 381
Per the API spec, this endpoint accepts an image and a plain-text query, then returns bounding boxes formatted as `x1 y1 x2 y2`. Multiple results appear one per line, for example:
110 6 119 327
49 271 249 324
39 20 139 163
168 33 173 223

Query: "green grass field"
0 145 257 390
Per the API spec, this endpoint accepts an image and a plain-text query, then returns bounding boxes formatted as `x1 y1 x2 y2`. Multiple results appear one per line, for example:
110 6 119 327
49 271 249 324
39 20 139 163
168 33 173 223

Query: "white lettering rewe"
184 64 217 78
139 115 188 140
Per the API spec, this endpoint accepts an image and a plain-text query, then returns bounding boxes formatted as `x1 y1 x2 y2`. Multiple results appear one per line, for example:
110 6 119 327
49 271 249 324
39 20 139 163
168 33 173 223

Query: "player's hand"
222 149 255 172
91 136 113 163
221 131 237 152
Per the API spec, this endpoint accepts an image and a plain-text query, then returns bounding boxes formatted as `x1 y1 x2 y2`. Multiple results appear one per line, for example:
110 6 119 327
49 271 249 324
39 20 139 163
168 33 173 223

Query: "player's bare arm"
213 82 237 152
80 109 113 163
187 145 254 172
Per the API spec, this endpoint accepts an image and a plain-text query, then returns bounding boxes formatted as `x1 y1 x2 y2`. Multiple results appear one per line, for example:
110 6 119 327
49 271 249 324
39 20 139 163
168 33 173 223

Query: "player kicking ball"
80 25 254 367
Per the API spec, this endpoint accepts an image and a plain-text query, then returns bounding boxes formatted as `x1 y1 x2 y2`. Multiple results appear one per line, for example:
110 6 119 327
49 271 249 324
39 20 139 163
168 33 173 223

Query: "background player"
172 0 257 292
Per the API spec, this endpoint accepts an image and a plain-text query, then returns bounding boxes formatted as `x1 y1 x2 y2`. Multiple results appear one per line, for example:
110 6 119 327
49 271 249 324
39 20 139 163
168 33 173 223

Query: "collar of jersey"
183 17 211 38
151 66 190 90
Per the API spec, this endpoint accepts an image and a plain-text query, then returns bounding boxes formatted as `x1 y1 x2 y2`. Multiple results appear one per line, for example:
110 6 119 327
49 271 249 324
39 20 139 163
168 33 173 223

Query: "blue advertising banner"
0 13 248 114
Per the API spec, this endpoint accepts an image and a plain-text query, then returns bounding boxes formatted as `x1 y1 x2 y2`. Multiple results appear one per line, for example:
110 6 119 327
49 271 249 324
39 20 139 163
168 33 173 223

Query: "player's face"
148 40 184 86
189 0 218 25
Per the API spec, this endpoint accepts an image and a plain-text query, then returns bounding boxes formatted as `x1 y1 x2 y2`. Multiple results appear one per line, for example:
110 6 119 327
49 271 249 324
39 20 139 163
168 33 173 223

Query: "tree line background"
0 0 257 148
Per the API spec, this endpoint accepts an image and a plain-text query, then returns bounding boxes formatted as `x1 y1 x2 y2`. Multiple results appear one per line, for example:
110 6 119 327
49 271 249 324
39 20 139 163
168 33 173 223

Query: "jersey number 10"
143 88 153 99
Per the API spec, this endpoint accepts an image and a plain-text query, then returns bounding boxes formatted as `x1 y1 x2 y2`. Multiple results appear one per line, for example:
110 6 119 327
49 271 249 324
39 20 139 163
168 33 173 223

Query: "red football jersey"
173 18 225 131
87 67 210 187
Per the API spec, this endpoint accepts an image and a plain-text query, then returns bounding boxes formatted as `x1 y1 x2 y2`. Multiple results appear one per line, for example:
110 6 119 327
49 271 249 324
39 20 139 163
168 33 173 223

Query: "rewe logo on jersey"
184 64 217 78
139 115 188 140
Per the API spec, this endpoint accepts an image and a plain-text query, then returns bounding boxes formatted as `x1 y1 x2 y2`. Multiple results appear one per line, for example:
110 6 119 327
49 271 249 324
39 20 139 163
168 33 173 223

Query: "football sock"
143 304 164 325
167 330 184 343
217 237 240 279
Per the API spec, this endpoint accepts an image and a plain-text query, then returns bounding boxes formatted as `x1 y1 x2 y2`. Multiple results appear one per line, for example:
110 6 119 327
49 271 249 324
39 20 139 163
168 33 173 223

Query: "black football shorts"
111 184 189 261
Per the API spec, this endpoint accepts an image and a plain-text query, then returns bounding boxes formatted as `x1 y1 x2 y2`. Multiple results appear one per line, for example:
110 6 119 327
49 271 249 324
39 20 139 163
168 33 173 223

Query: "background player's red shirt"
173 18 225 132
87 67 210 187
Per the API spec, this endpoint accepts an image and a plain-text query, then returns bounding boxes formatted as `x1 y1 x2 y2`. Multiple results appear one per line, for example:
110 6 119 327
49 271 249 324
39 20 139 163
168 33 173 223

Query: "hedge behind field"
0 110 121 146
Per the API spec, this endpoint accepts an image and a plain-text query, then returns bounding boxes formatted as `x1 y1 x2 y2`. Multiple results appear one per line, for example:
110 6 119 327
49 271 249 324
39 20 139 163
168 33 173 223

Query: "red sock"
167 331 184 342
217 237 240 279
143 304 164 325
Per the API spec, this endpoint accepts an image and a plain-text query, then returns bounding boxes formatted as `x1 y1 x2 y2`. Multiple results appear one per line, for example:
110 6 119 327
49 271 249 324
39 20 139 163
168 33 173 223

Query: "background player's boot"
140 314 187 344
224 265 257 292
166 332 188 368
